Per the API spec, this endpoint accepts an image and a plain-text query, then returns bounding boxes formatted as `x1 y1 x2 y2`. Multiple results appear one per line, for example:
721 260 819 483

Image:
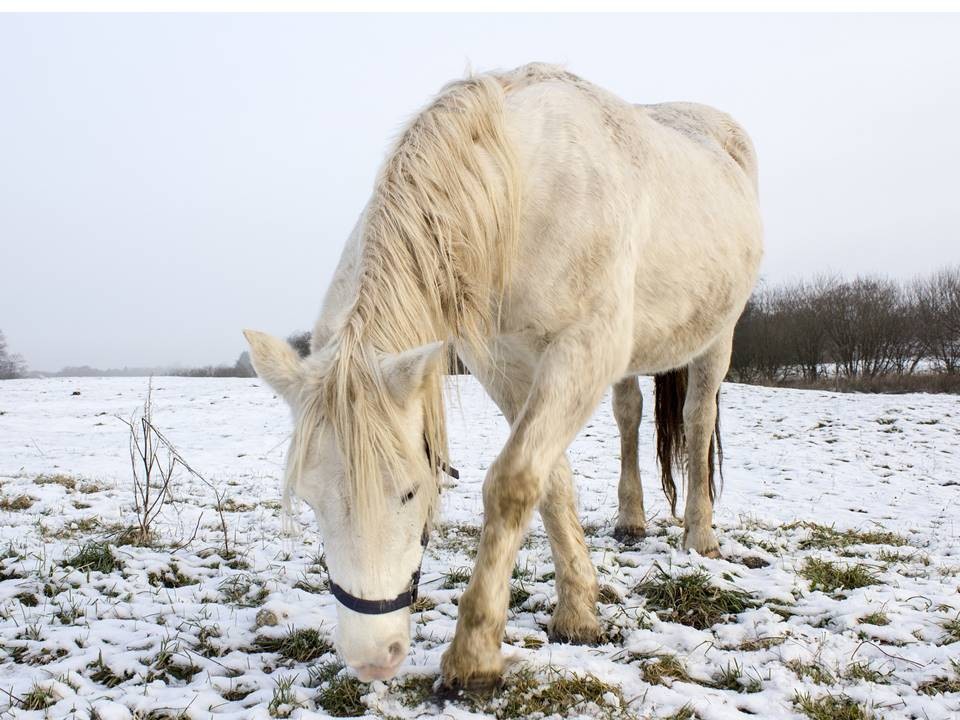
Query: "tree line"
4 265 959 393
728 266 960 391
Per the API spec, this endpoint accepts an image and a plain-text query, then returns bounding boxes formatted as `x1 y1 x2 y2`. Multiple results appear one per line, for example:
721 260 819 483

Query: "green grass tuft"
636 566 756 629
858 611 890 626
941 613 960 643
268 675 303 718
88 651 130 688
63 542 117 573
786 659 836 685
917 659 960 695
18 683 55 711
315 674 367 717
843 662 890 684
467 666 634 720
793 692 872 720
393 674 436 708
257 626 333 663
219 573 269 606
800 558 879 594
787 522 906 550
641 655 690 685
441 567 472 589
712 660 762 693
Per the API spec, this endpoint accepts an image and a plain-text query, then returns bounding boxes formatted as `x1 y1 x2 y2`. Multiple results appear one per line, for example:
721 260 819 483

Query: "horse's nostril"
388 641 404 663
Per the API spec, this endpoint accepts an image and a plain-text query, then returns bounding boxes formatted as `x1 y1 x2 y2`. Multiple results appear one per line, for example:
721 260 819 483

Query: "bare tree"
119 381 231 553
0 330 27 380
729 285 793 383
779 277 836 381
913 267 960 374
286 331 312 358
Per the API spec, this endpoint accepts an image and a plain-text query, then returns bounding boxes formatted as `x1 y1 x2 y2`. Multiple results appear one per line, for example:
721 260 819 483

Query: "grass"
219 573 269 606
393 674 436 708
793 692 872 720
660 708 696 720
843 662 890 684
786 659 836 685
411 595 437 613
268 675 303 718
641 655 690 685
442 567 472 589
917 659 960 695
88 652 130 688
636 566 756 629
800 558 879 594
787 522 907 550
857 611 890 626
315 675 367 717
463 666 635 720
0 495 34 511
256 627 333 663
147 562 195 588
941 613 960 643
35 473 77 490
62 541 117 573
149 638 200 683
307 661 344 687
509 582 532 609
712 661 763 693
18 683 55 711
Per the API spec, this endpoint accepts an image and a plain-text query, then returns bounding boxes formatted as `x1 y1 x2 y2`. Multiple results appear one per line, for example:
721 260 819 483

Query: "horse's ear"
243 330 305 404
381 341 445 406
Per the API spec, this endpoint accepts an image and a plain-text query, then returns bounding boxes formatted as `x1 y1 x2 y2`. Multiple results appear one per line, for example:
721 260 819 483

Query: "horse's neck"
312 219 364 352
314 217 442 358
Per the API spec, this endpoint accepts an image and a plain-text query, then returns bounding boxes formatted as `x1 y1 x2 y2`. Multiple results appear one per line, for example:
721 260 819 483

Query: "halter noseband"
326 438 459 616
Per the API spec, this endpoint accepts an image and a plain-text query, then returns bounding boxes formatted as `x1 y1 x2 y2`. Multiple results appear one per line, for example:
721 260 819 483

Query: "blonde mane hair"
287 72 520 525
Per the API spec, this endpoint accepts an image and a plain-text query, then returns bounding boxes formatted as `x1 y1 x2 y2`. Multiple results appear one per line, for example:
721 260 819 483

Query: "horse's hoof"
548 608 602 645
612 525 646 545
683 527 721 558
437 672 503 696
439 645 504 694
548 625 603 646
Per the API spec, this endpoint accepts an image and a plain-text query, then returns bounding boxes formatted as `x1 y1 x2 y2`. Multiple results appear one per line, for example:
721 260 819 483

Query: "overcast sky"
1 13 958 370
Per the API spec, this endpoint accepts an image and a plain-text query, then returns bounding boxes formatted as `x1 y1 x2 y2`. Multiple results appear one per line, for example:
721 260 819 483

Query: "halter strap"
326 446 458 615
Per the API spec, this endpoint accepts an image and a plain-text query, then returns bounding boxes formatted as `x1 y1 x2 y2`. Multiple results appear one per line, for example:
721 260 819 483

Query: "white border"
2 1 959 12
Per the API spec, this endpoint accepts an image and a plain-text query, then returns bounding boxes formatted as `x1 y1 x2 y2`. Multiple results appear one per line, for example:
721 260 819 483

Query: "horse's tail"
654 369 724 516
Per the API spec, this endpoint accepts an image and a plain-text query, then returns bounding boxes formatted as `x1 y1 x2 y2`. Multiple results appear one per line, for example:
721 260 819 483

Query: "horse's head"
244 330 445 681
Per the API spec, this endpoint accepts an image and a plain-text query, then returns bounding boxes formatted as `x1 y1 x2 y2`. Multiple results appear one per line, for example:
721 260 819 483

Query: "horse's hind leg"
611 376 645 542
540 455 601 643
682 330 733 558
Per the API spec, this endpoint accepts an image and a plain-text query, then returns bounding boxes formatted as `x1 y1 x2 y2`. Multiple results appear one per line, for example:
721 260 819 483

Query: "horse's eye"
400 487 418 505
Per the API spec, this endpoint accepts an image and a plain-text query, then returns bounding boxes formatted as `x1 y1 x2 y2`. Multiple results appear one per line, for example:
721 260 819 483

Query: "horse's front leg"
540 455 600 644
440 332 616 689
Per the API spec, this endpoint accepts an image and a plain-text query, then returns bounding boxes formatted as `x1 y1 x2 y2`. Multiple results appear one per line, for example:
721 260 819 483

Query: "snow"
0 376 958 719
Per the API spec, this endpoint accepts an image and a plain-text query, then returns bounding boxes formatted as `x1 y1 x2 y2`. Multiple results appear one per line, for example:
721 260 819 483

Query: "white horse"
245 63 762 688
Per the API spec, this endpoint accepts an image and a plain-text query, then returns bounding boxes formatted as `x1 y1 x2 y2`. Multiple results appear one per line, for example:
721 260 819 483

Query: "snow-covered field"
0 376 958 720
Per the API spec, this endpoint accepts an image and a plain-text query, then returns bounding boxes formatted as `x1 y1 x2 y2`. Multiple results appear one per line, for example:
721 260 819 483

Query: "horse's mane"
288 71 521 525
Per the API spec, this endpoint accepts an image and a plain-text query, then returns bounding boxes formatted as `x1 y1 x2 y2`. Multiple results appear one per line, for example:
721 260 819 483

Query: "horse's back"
638 101 759 192
497 66 763 374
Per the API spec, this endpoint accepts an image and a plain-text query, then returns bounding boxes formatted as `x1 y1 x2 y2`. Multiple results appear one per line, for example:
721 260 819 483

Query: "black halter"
327 438 459 615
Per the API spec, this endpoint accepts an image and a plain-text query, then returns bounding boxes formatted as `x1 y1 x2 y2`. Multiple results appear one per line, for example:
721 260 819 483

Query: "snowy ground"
0 376 958 720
